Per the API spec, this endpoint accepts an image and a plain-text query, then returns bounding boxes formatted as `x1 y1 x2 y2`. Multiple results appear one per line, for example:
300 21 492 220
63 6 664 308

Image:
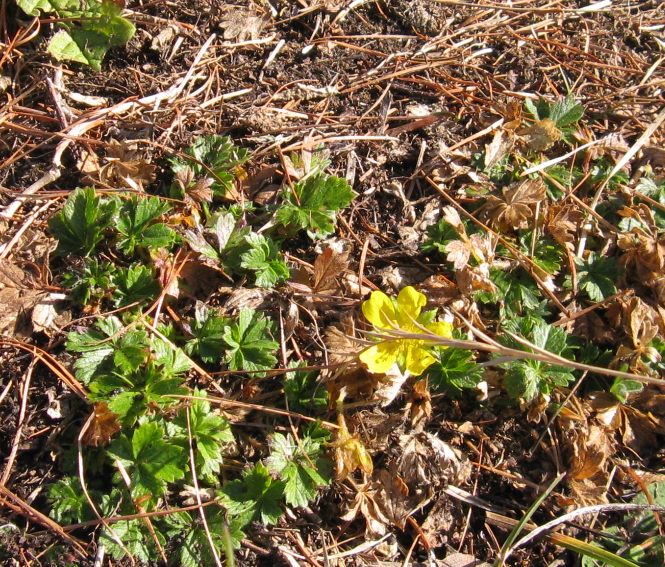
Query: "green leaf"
100 364 187 425
500 318 575 401
221 309 278 376
108 421 186 504
284 367 328 413
569 252 620 303
44 1 135 71
66 317 148 384
101 520 159 563
61 258 116 306
165 507 242 567
422 219 460 255
266 432 330 508
220 463 285 526
184 305 230 364
112 264 160 307
151 336 192 376
518 231 562 275
116 195 174 254
47 29 92 66
276 174 355 236
610 377 644 403
175 391 233 477
549 96 584 128
426 347 484 395
17 0 62 16
240 233 290 288
47 477 91 524
48 188 117 256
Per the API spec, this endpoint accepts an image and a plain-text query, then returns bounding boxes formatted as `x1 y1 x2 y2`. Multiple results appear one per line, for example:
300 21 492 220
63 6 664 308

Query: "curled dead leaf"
483 178 546 231
81 402 121 447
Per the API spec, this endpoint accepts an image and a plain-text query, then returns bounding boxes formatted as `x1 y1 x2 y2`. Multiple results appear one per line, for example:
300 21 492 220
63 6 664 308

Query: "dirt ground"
1 0 665 565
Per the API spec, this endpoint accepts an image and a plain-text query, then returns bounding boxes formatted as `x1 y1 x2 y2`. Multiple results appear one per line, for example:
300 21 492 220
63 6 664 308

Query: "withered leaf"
99 139 156 191
444 240 471 271
484 178 546 231
521 118 561 152
546 203 582 251
81 402 121 447
333 414 373 481
312 246 349 294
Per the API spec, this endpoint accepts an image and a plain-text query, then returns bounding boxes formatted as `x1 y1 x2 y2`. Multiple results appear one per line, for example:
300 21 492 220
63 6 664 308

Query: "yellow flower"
359 286 452 376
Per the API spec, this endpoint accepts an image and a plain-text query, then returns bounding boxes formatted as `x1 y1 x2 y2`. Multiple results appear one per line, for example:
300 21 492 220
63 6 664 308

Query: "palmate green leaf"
276 174 355 236
568 252 620 302
426 346 484 395
164 507 243 567
49 188 117 256
112 264 160 307
500 318 575 401
220 463 285 526
549 96 584 128
174 391 233 477
116 195 175 254
101 519 161 563
96 363 187 425
47 477 91 524
240 233 290 288
266 432 331 508
66 316 148 383
108 421 186 504
221 309 278 376
151 336 192 377
284 367 328 413
61 258 116 306
184 305 230 364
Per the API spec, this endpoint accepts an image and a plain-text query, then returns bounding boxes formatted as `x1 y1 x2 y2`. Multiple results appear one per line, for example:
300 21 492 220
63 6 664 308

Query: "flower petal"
362 290 396 330
427 321 453 339
359 341 398 374
395 286 426 328
403 345 437 376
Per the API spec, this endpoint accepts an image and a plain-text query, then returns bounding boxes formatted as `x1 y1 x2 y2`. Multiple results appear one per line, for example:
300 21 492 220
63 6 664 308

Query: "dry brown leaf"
444 240 472 271
521 118 561 152
81 402 121 447
546 203 583 252
393 432 469 494
312 246 349 295
220 8 268 41
375 468 411 530
407 378 432 430
340 480 391 536
569 424 613 481
484 129 514 170
0 261 45 336
483 178 546 231
99 139 156 191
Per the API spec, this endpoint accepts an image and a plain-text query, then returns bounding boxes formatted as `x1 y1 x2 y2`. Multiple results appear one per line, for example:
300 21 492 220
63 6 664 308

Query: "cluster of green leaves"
49 188 172 307
47 413 331 566
17 0 135 70
45 136 355 565
221 423 331 524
